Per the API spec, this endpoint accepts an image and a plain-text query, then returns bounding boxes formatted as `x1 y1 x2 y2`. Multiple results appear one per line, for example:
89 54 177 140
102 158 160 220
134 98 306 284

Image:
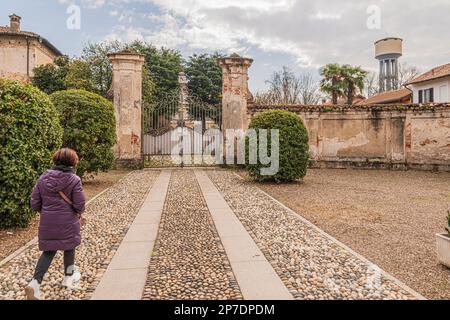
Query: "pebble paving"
207 171 419 300
0 168 423 301
142 170 242 300
0 170 159 300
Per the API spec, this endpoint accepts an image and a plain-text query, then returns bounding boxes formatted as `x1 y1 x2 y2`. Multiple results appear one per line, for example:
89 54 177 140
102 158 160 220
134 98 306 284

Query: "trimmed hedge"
50 90 116 178
246 110 310 182
0 79 62 228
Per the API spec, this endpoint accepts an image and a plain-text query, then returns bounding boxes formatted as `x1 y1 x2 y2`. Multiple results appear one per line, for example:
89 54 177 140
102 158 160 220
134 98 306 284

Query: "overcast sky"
1 0 449 91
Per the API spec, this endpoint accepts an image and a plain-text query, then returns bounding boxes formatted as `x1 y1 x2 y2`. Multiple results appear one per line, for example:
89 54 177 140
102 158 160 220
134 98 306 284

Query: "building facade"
407 63 450 104
0 14 62 82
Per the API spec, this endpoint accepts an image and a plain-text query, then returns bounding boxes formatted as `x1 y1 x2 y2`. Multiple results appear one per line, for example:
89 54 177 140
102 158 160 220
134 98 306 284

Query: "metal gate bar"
142 81 222 168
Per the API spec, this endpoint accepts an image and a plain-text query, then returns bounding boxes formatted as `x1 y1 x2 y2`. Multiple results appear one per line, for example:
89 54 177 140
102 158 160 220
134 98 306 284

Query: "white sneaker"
62 267 81 289
25 279 41 300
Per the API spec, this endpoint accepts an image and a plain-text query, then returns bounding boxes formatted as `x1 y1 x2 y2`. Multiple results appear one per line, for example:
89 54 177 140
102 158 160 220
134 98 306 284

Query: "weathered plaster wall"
0 35 57 81
248 104 450 171
33 43 55 70
0 36 29 81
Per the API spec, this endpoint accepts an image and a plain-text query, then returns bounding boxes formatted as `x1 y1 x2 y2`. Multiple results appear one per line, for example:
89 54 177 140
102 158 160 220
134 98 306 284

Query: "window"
418 88 434 103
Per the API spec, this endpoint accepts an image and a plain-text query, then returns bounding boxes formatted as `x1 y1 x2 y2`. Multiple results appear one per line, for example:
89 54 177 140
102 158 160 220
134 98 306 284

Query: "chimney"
9 14 21 33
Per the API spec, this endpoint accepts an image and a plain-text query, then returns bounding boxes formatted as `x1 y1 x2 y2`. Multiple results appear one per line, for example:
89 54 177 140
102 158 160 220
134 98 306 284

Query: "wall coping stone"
249 103 450 114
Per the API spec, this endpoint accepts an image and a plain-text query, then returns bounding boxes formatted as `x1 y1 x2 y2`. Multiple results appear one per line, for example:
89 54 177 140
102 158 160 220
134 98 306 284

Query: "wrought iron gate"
142 79 222 167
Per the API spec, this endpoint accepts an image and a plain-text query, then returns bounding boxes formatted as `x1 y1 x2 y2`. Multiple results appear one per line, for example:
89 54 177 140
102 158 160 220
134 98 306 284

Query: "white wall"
410 77 450 103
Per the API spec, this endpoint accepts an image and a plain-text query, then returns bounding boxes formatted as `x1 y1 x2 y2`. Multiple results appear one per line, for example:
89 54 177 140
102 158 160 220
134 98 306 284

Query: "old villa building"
0 14 62 82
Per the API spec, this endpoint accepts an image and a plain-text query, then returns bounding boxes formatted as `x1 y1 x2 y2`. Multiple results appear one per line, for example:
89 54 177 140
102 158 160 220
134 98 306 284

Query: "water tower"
375 37 403 92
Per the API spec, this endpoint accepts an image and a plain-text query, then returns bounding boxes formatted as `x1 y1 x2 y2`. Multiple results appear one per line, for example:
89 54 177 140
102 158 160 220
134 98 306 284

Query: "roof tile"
357 88 412 105
408 63 450 84
0 26 39 37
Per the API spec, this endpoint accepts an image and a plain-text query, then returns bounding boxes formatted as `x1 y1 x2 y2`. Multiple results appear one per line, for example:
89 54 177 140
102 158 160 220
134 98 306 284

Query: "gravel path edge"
0 171 136 269
232 172 427 301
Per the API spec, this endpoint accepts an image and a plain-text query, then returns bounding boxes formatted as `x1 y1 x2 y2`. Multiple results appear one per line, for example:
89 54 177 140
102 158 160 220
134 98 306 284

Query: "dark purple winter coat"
30 169 86 252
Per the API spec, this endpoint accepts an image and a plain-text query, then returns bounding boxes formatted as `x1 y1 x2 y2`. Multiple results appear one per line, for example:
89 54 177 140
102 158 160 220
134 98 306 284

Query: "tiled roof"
407 63 450 85
357 88 412 105
0 26 39 37
0 26 62 56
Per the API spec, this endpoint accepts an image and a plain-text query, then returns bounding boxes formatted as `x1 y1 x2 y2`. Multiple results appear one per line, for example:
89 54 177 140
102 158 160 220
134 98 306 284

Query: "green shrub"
246 110 310 183
32 56 70 94
50 89 116 178
0 79 62 228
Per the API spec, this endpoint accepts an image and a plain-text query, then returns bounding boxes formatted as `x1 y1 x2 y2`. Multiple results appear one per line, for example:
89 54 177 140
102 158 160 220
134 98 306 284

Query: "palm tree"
341 65 368 105
320 64 345 105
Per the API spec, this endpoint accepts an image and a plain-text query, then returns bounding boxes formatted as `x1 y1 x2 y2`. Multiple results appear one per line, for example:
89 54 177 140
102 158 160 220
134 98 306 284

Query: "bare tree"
363 71 379 98
265 66 301 104
398 62 421 87
298 73 321 104
255 67 321 105
254 91 278 105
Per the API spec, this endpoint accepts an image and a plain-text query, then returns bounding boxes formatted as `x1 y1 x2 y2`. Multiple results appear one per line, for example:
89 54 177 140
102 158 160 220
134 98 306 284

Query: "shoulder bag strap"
58 191 73 206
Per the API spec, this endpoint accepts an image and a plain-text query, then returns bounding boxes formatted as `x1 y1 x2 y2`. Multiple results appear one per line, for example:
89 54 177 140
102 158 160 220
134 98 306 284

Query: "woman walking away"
25 148 86 300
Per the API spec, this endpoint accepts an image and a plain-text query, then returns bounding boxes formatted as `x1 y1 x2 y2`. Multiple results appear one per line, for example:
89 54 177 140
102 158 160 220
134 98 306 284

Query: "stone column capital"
108 51 145 71
218 53 254 71
108 50 145 62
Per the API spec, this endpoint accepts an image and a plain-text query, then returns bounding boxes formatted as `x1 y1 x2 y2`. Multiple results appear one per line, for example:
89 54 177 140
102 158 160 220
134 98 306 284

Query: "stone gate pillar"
218 53 254 131
219 53 253 163
108 50 145 169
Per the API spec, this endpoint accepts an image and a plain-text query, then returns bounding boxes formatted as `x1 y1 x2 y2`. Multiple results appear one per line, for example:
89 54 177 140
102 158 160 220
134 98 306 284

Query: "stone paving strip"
195 170 293 300
207 171 424 300
91 170 171 300
142 170 243 300
0 170 160 300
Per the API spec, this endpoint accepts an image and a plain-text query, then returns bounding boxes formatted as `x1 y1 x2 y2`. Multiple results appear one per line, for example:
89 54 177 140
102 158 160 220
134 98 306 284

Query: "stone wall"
248 104 450 171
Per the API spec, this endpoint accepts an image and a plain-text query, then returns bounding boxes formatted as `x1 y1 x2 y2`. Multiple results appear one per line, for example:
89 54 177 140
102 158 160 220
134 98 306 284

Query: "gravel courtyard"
250 169 450 300
0 168 443 300
209 170 419 300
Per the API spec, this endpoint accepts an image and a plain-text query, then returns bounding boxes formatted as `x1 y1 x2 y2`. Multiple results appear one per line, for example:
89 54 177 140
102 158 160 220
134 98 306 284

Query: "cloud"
58 0 106 9
58 0 450 79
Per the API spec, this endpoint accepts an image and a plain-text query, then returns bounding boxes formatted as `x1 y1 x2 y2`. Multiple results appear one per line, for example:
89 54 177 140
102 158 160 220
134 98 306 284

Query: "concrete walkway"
195 170 293 300
91 170 171 300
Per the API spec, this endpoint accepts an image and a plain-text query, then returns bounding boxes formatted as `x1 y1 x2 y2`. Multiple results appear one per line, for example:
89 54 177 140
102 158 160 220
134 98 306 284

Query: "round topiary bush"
50 89 116 178
246 110 310 182
0 79 62 228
